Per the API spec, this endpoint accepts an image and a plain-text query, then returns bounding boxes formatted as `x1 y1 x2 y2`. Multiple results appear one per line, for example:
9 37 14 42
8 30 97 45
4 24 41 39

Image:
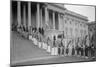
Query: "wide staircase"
11 31 57 65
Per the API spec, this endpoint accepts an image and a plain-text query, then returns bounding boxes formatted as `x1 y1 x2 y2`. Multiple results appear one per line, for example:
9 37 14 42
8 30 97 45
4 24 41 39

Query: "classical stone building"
64 9 88 39
11 1 89 47
11 1 66 39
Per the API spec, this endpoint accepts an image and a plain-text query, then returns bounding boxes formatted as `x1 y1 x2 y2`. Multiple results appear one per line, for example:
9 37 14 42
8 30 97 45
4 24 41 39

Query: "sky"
64 4 95 22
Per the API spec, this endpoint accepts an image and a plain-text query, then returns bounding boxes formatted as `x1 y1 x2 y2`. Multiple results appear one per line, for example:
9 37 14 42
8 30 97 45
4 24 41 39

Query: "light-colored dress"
68 44 72 56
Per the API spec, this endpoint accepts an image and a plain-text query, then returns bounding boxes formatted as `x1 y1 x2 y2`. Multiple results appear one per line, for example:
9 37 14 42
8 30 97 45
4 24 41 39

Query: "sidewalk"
12 55 94 66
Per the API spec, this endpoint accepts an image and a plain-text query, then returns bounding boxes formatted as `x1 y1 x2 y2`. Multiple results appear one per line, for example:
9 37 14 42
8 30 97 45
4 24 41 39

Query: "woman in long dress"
68 40 72 56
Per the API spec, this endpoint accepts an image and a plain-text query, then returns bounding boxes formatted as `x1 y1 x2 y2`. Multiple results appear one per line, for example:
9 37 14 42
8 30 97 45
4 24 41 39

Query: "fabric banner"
42 42 45 49
47 46 51 52
38 42 42 48
32 38 35 42
51 47 58 55
29 35 32 40
32 38 35 45
51 48 55 55
54 47 58 55
44 43 47 49
34 39 38 45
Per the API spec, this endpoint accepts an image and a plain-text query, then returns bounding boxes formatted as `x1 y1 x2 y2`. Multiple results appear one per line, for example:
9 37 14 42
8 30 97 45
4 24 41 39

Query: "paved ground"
10 31 95 66
12 55 95 66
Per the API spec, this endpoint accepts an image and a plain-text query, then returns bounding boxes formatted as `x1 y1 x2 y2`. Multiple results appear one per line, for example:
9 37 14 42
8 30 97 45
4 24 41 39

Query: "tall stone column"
40 8 42 28
37 3 40 28
17 1 21 27
23 5 26 28
28 2 31 30
62 15 64 31
45 7 48 28
48 10 49 28
53 11 55 29
58 13 60 30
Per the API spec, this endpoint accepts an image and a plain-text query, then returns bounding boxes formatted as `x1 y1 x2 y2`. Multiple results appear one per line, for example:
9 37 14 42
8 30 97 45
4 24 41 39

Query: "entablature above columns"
44 3 65 14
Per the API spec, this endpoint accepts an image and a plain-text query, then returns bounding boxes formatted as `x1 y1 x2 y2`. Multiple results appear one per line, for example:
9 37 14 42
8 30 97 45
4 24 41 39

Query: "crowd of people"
12 24 96 59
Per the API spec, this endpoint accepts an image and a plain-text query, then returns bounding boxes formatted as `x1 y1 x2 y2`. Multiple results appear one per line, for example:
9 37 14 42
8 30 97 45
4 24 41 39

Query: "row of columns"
17 2 43 29
17 2 37 28
52 11 64 30
46 9 62 30
17 1 63 31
